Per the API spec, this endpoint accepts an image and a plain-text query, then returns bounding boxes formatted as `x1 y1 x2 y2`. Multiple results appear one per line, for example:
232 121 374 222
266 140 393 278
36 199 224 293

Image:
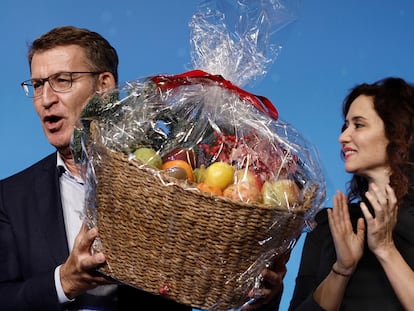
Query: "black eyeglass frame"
20 71 103 98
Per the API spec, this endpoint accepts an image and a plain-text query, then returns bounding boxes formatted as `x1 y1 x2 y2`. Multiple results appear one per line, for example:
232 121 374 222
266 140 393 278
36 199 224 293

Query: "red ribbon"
150 69 279 120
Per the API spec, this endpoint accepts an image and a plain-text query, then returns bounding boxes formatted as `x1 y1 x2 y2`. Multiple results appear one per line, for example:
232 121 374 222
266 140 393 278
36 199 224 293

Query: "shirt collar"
56 152 67 173
56 152 84 184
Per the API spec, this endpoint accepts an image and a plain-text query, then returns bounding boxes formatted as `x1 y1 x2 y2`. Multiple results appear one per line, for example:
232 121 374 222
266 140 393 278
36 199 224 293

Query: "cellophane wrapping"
72 1 326 310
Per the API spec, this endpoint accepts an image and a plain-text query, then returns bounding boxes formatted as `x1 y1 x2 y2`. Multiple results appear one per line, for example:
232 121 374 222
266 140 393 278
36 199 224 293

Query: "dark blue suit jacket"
0 152 191 311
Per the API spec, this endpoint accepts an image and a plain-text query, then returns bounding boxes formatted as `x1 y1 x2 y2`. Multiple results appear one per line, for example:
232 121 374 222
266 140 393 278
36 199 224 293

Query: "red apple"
222 168 262 203
162 147 197 169
223 182 261 203
234 168 262 190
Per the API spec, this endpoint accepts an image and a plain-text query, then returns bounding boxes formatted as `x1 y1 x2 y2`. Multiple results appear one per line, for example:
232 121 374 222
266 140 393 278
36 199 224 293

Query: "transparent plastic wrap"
72 1 325 310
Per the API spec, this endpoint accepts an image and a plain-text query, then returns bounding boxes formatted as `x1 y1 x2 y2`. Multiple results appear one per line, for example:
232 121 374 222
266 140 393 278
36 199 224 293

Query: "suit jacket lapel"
35 153 69 265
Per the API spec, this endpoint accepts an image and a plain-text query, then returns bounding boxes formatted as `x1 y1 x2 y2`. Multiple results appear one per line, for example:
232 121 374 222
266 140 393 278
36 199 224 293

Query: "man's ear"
97 72 116 93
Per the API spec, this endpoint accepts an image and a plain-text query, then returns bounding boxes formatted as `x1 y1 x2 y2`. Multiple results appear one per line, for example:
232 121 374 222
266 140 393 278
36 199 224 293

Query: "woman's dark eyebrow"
350 116 367 122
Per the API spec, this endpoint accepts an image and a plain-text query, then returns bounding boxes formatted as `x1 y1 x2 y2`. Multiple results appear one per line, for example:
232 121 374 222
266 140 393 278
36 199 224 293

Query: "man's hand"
242 251 290 310
60 224 114 299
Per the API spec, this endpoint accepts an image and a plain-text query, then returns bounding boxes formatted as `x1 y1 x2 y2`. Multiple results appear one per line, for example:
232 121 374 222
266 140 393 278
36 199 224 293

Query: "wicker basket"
91 146 316 311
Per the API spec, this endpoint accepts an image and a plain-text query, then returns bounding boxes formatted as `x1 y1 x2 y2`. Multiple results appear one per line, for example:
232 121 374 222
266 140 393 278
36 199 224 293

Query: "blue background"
1 1 414 310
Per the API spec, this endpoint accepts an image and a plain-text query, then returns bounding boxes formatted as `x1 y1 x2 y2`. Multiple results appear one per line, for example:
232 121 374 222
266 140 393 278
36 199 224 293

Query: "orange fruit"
196 182 223 196
162 160 194 182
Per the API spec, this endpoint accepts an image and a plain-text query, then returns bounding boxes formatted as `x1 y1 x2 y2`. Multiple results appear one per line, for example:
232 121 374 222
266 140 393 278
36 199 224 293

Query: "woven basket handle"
150 69 279 120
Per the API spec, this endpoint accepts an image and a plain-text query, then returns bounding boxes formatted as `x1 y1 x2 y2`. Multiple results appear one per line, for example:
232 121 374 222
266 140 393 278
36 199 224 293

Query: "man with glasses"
21 71 103 98
0 26 285 311
0 25 196 311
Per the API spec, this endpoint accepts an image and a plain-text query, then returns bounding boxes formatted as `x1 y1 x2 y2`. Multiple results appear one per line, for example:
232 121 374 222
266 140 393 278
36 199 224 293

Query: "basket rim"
93 147 316 214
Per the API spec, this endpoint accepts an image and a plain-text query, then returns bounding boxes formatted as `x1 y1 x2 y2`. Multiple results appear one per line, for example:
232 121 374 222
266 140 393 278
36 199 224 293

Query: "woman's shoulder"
314 207 330 225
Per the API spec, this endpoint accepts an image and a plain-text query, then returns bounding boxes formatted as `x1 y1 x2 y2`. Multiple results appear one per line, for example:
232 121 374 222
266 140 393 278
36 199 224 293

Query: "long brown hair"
341 77 414 204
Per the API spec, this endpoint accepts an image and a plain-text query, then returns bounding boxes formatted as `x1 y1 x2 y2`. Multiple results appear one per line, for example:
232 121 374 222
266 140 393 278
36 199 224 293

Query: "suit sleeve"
0 175 62 311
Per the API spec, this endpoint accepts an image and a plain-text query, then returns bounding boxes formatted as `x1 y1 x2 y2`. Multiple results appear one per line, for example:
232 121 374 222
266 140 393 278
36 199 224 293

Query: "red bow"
150 69 279 120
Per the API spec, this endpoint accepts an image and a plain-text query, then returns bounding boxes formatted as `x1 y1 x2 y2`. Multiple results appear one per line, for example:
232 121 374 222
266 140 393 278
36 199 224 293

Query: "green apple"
133 147 162 169
261 179 300 207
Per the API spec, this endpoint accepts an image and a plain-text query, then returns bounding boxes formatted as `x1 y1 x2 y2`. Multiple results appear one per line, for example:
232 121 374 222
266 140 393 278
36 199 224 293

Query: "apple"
204 162 235 190
162 147 197 169
133 147 162 169
222 182 261 203
261 179 300 207
222 168 262 203
234 168 262 190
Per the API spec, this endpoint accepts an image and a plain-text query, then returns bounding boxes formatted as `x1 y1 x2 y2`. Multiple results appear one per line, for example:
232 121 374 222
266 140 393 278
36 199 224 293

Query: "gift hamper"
73 1 326 310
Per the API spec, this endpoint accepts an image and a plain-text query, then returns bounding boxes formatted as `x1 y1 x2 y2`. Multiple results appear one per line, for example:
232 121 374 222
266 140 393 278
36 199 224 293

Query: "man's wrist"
54 265 73 303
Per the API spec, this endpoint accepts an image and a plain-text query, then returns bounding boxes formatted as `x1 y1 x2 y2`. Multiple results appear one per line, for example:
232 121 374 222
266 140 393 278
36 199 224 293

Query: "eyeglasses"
21 71 102 98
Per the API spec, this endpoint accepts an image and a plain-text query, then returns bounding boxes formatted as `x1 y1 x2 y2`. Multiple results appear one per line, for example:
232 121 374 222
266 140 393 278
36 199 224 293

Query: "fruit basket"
72 1 325 309
74 69 326 311
92 146 317 310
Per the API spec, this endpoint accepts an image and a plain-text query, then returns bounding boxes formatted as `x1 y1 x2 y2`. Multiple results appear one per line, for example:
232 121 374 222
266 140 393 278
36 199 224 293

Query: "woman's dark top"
288 201 414 311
